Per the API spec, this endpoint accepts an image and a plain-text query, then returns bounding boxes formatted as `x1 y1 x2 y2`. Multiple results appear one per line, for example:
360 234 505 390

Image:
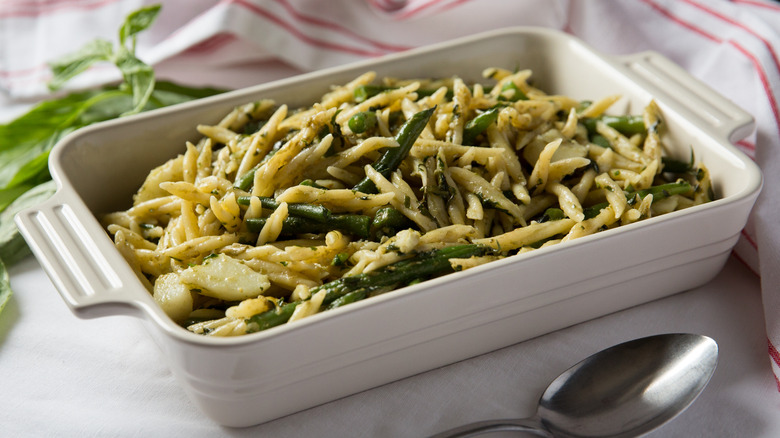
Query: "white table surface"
1 57 779 438
4 249 778 437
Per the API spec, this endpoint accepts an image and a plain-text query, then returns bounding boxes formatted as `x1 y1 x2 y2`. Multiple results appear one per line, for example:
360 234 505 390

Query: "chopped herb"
331 252 350 266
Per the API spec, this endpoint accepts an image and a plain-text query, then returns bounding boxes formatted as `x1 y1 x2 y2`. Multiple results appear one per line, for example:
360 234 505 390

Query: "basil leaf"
0 3 228 291
119 4 161 48
0 180 57 267
74 89 145 125
5 150 51 189
0 184 34 213
0 135 59 191
0 88 140 196
0 180 57 316
115 4 161 114
48 39 114 91
0 88 104 152
153 80 229 101
0 257 10 315
113 48 155 115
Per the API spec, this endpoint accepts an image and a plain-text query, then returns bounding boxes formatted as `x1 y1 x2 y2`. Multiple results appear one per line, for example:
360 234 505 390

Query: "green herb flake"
331 252 350 266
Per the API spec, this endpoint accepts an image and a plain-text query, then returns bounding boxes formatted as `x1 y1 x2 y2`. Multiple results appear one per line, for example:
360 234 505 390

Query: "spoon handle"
429 416 552 438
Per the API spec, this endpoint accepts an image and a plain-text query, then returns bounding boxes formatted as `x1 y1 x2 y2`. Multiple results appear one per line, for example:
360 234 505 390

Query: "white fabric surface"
3 255 779 437
1 0 780 436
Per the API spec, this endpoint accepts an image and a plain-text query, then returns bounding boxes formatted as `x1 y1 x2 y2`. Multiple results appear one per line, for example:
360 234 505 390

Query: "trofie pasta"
102 68 713 337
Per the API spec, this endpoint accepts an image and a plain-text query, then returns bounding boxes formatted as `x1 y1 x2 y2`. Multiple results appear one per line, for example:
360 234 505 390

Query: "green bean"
237 196 331 222
582 115 646 138
662 158 693 174
246 214 371 239
247 301 298 332
325 289 369 310
583 180 693 218
371 207 413 239
662 149 695 174
233 167 258 191
352 107 435 194
244 244 492 333
631 180 693 203
463 107 499 145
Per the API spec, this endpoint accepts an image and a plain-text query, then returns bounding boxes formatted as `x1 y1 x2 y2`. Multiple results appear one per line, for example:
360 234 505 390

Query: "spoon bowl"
432 333 718 438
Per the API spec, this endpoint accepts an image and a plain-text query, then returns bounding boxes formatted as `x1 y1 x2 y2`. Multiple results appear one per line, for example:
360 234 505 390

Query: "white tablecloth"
4 240 778 436
2 1 780 436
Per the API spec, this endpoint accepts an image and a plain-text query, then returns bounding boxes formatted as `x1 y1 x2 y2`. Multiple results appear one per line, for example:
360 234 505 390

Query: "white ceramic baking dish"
15 27 761 427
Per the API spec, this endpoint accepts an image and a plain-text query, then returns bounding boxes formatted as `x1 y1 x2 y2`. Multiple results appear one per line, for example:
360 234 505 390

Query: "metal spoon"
431 333 718 438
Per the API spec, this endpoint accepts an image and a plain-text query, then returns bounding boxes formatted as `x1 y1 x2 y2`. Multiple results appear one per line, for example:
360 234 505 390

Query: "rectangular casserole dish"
15 27 761 427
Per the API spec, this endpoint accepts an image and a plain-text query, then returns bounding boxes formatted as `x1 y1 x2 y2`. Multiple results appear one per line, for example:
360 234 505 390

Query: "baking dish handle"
14 189 148 319
618 51 755 143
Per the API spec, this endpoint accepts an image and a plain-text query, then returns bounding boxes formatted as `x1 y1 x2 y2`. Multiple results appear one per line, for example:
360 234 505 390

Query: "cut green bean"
582 115 646 138
325 289 369 310
352 107 435 194
371 206 413 239
662 157 693 174
246 214 371 239
583 180 693 218
248 301 298 332
237 196 331 222
463 107 499 145
631 180 693 203
245 244 492 333
233 167 258 191
662 149 696 174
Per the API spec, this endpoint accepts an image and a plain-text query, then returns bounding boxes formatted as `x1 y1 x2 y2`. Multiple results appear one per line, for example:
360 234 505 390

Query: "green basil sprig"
0 4 227 316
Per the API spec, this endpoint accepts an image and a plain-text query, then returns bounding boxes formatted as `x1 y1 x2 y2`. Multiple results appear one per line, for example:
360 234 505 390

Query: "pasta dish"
102 68 712 336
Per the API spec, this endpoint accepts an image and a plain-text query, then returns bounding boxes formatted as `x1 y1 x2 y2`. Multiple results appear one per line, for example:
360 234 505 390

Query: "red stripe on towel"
0 0 120 19
684 0 780 82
